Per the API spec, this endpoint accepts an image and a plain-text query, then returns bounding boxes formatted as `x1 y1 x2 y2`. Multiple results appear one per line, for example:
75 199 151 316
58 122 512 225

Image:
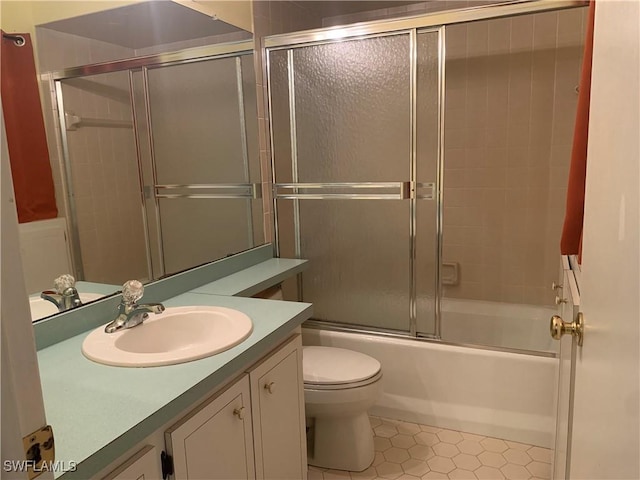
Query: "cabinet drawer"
165 375 255 480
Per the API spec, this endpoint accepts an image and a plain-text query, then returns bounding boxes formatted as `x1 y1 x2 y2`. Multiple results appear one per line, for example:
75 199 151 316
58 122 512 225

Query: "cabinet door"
102 445 162 480
250 335 307 480
165 375 255 480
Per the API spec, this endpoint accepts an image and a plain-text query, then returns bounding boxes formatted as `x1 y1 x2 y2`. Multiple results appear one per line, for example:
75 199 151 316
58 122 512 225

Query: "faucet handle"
54 274 76 294
122 280 144 304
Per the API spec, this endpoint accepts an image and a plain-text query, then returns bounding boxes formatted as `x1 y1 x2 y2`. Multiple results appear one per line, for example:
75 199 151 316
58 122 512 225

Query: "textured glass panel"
294 35 411 182
148 58 246 184
241 55 261 185
159 198 255 275
416 31 441 335
417 31 441 182
299 200 410 331
269 50 294 184
61 72 148 283
416 201 438 335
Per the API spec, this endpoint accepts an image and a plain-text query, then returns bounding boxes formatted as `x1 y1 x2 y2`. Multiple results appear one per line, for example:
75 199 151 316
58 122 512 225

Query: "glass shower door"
271 34 416 332
143 55 261 276
58 71 148 284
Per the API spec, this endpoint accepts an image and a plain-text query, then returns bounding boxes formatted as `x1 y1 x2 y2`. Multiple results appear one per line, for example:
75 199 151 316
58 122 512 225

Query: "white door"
1 106 52 479
566 1 640 478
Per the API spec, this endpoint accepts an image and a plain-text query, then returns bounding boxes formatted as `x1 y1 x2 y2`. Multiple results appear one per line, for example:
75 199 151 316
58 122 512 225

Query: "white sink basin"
81 306 253 367
30 293 104 321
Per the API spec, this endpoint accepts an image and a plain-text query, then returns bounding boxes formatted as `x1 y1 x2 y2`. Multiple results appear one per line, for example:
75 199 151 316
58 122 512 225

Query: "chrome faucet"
105 280 165 333
41 274 82 312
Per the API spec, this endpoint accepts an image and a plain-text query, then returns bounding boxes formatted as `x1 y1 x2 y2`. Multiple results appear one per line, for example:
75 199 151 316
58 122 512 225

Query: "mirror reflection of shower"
54 45 262 286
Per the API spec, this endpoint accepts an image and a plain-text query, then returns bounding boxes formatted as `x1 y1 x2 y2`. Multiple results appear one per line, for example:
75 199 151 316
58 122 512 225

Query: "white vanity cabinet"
102 445 162 480
250 334 307 480
165 375 255 479
159 334 305 480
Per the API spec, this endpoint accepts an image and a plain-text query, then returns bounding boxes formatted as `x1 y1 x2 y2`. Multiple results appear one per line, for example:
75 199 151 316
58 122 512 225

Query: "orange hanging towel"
560 1 596 261
1 31 58 223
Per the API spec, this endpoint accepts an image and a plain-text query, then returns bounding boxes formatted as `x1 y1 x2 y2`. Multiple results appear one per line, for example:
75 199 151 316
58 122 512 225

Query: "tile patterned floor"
308 416 552 480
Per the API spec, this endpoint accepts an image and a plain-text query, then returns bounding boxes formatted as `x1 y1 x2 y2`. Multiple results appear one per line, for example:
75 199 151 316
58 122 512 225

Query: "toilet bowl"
303 346 382 472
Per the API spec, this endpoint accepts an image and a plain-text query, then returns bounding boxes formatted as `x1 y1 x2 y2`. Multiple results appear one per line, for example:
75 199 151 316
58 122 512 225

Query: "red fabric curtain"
1 31 58 223
560 2 596 260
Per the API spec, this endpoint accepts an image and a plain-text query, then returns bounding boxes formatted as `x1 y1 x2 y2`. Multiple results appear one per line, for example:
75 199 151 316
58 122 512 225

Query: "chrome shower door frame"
267 27 441 337
265 0 588 344
51 41 258 281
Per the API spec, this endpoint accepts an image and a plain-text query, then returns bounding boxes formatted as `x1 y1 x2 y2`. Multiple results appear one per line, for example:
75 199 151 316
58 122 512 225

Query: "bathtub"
440 297 558 354
302 326 558 448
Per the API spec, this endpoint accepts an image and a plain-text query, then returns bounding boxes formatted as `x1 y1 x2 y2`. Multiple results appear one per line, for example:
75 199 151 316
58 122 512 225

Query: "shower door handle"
550 313 584 346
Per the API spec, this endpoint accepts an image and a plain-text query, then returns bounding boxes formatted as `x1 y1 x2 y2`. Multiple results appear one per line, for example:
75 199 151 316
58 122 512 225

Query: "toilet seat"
304 370 382 390
303 346 382 390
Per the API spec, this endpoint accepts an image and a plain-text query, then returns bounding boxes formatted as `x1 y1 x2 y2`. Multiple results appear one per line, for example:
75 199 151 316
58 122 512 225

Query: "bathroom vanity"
103 334 305 480
33 246 311 479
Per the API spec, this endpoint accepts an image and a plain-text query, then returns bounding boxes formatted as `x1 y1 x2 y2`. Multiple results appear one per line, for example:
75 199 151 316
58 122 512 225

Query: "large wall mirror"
17 1 263 321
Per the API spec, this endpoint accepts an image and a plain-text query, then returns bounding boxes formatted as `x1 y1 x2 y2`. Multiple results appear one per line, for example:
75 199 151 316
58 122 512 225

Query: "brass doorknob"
233 406 245 420
552 282 563 291
550 313 584 346
264 382 276 394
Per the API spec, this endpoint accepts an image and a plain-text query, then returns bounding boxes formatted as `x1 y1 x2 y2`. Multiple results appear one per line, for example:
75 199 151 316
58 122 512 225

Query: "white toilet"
303 346 382 472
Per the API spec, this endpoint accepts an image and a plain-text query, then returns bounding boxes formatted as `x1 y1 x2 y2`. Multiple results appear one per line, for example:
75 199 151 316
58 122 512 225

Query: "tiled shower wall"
322 3 587 307
442 9 587 306
35 28 146 284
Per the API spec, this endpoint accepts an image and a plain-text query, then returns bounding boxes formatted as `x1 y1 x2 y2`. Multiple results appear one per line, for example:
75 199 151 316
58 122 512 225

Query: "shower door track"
303 319 557 359
264 0 588 49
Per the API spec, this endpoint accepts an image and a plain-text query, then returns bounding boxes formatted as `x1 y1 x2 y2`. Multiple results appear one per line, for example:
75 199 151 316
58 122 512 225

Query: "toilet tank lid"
303 346 381 385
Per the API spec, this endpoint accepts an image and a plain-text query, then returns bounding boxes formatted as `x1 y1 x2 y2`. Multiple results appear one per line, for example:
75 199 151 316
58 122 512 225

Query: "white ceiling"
39 1 247 49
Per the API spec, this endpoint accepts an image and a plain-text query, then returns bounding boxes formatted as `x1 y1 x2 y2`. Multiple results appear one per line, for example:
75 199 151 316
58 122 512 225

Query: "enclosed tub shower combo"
264 0 587 467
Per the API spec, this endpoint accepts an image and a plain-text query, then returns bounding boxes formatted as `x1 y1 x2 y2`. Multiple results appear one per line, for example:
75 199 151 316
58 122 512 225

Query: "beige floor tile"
458 440 484 456
503 448 532 466
401 458 430 477
391 434 418 449
448 468 478 480
475 465 506 480
307 416 553 480
480 438 509 453
408 444 435 461
397 422 422 436
421 471 448 479
427 456 456 474
351 467 378 479
432 442 460 458
452 453 481 471
478 451 507 468
436 430 464 445
500 463 532 480
415 432 440 447
384 447 411 464
527 446 552 464
526 461 551 479
376 461 404 479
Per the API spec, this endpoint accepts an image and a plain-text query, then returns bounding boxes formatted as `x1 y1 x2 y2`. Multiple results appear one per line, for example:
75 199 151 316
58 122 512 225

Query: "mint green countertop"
192 258 307 296
38 291 312 478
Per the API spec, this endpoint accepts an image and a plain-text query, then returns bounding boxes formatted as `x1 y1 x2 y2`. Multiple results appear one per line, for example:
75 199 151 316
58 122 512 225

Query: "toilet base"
308 412 374 472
